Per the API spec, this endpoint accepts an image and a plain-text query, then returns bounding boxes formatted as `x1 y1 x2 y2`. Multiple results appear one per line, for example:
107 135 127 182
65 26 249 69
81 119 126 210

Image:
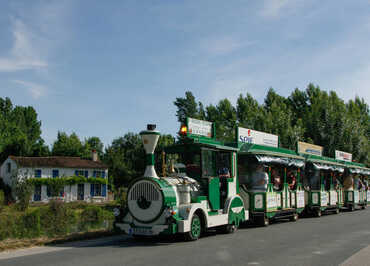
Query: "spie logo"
240 130 253 143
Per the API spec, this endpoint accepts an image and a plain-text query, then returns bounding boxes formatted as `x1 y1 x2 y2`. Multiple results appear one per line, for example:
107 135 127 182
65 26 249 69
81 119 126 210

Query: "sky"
1 0 370 148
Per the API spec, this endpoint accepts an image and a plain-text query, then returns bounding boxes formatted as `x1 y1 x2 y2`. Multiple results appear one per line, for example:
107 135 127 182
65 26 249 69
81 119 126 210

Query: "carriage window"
216 152 232 178
201 149 216 177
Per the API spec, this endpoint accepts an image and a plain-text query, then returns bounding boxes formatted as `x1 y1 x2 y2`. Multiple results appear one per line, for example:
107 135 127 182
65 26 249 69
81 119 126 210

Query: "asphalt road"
1 208 370 266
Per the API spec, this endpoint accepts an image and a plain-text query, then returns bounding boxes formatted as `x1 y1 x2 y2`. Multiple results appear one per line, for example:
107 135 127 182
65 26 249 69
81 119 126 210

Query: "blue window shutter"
85 170 88 178
102 184 106 197
93 171 96 178
75 170 78 176
90 184 95 196
102 171 106 178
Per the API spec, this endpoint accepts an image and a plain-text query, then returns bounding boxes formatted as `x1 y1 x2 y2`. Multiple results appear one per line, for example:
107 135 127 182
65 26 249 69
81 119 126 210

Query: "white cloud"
12 80 47 99
259 0 304 19
207 76 252 104
0 19 48 72
201 36 254 56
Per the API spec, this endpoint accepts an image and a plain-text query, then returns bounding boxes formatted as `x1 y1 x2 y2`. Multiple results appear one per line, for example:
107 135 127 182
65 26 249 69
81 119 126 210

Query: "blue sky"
1 0 370 148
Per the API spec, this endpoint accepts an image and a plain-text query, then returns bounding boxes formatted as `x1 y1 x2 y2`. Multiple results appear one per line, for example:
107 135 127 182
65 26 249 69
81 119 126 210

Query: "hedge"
28 176 107 186
0 202 113 240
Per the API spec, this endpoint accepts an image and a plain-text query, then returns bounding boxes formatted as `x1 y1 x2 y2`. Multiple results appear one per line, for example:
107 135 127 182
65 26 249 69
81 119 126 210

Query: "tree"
86 136 104 159
51 132 90 158
13 175 33 211
174 91 204 124
206 99 237 142
104 133 145 188
0 97 46 163
236 93 266 131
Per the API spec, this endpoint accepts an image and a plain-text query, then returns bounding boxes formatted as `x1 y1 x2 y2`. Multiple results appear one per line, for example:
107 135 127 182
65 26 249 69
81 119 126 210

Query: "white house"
0 153 108 203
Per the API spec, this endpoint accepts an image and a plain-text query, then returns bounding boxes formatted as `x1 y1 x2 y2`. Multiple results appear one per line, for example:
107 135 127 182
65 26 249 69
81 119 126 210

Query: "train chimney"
140 124 160 178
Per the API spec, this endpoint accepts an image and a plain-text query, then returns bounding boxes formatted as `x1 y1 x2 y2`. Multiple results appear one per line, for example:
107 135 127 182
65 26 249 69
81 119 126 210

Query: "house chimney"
92 150 98 161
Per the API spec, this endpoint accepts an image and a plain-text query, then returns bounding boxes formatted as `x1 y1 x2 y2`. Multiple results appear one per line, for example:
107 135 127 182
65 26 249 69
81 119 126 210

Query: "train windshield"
238 155 268 191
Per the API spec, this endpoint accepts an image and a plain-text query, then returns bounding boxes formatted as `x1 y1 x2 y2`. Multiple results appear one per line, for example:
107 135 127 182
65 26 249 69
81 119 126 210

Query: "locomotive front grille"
127 180 164 222
130 181 160 201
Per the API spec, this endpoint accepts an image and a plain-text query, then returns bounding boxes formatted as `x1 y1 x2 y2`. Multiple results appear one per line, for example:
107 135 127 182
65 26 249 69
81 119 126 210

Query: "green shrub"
20 209 41 238
0 190 4 212
40 200 76 237
14 179 33 211
81 205 104 223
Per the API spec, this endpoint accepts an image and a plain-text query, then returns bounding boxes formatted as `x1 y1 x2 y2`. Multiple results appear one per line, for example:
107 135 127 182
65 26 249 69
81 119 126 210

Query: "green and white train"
114 118 370 240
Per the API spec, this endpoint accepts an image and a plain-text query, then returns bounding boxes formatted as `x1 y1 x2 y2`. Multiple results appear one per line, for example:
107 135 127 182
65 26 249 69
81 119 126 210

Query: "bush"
0 178 13 204
0 190 4 212
81 205 104 223
40 200 76 237
14 178 33 211
20 209 41 238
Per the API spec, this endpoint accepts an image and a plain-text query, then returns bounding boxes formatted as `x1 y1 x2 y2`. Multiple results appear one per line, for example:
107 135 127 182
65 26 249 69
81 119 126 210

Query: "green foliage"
0 97 49 162
40 200 77 236
86 136 104 159
13 178 33 211
21 209 41 238
103 133 145 187
0 178 12 204
51 132 91 158
0 190 4 212
28 176 107 187
174 91 205 125
81 205 104 223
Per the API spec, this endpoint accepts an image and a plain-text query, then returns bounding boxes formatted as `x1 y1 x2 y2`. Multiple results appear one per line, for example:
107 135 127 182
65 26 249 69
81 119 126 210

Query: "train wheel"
223 223 238 234
350 205 355 212
361 205 366 210
290 213 298 222
185 214 202 241
260 216 269 226
315 209 322 217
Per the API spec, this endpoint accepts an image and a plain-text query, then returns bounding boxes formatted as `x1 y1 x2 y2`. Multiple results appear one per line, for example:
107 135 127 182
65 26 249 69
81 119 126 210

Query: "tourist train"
114 118 370 240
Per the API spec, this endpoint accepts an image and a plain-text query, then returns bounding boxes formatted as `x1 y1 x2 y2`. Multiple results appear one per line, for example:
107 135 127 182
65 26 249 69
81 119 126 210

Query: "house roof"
9 156 108 169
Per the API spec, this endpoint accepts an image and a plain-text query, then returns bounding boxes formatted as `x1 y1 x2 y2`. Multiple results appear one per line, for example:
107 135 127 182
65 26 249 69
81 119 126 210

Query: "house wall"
0 158 18 186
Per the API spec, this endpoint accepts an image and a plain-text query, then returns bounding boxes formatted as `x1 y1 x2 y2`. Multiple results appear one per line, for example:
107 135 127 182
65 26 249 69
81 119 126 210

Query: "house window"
93 170 106 178
47 186 51 197
75 170 88 177
35 169 42 178
47 186 64 197
52 169 59 178
6 163 11 173
34 185 41 201
90 184 103 196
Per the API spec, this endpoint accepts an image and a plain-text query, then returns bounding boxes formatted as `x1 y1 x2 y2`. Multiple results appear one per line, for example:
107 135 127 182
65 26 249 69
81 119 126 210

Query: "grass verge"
0 230 119 252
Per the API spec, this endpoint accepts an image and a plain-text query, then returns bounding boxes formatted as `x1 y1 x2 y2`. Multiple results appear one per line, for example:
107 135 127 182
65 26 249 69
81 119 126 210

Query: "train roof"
163 139 239 154
237 143 305 168
238 143 304 159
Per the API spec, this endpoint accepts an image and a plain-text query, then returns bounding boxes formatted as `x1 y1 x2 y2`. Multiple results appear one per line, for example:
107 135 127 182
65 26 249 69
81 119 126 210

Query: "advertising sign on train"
335 150 352 162
187 118 213 138
238 127 278 147
297 141 323 156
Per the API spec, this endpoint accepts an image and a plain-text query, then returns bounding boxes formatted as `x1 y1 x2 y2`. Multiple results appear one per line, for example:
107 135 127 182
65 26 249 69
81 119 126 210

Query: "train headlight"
165 207 178 218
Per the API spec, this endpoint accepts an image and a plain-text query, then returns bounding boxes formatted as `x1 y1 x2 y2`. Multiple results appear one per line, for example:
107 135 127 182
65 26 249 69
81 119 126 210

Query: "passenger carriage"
234 127 305 226
114 119 247 241
342 161 369 211
302 154 344 216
